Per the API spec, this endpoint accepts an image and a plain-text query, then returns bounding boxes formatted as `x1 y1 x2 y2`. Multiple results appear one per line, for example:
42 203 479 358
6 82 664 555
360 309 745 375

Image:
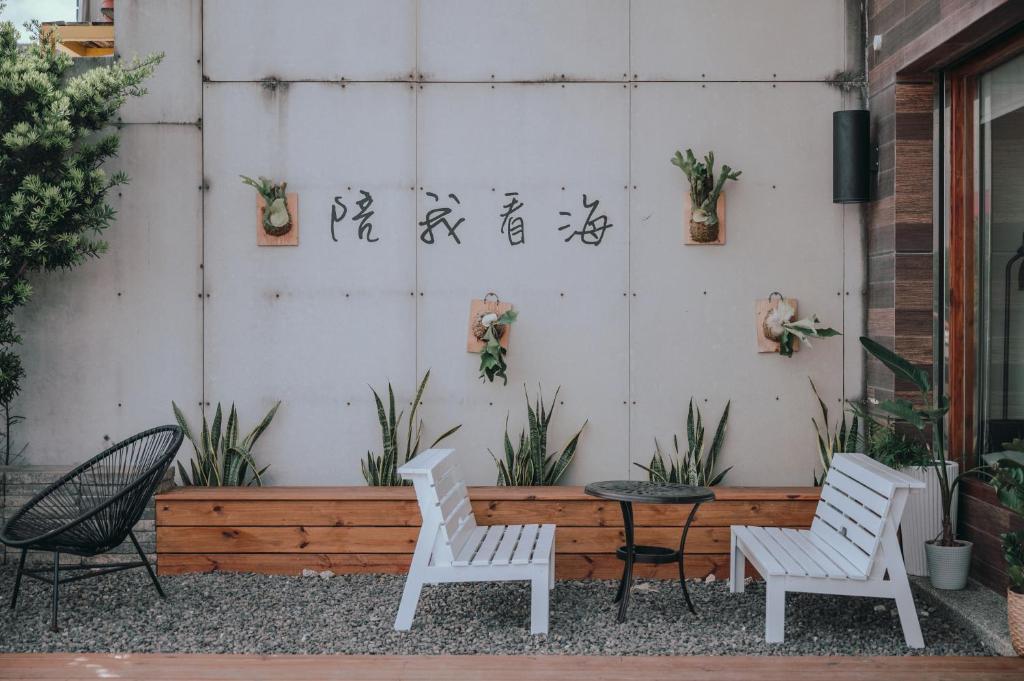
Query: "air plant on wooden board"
240 175 293 236
671 148 741 243
762 296 841 357
476 308 518 384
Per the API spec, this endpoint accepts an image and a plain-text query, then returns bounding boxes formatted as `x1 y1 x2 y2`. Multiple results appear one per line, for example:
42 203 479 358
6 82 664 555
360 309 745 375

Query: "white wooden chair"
729 452 926 648
394 448 556 634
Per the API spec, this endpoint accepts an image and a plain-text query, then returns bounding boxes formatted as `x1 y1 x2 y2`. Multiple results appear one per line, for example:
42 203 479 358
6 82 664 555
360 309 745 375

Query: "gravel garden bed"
0 567 993 656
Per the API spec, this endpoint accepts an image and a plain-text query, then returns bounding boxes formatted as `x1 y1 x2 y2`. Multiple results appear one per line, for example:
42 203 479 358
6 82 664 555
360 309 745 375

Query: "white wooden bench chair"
730 452 926 648
394 448 556 634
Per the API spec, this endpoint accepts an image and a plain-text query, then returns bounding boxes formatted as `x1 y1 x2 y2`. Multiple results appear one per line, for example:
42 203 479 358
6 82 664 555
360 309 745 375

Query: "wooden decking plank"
1 653 1020 681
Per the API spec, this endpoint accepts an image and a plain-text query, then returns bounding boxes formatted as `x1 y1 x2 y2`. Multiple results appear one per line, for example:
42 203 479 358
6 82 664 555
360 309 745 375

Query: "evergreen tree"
0 6 160 406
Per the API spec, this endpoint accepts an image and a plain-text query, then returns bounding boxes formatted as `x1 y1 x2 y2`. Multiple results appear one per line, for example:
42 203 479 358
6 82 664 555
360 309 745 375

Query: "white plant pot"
899 461 958 576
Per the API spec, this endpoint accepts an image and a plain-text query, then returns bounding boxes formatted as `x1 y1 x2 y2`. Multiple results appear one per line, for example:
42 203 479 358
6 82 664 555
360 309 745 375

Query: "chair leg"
50 551 60 633
531 572 549 635
10 548 26 610
394 576 423 631
730 531 745 593
765 579 785 643
129 530 165 598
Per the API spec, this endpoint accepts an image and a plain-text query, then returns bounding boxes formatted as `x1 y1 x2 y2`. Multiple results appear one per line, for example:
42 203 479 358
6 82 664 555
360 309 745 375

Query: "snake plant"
490 385 587 486
636 398 731 486
362 370 462 486
172 401 280 486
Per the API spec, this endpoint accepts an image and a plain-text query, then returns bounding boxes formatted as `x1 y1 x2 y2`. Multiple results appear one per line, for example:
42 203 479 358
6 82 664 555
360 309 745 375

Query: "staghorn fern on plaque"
635 398 731 486
362 370 462 486
489 385 587 486
240 175 292 236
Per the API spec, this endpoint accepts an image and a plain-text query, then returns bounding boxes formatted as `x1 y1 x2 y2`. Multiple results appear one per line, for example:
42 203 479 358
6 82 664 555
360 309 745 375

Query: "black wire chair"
1 425 183 631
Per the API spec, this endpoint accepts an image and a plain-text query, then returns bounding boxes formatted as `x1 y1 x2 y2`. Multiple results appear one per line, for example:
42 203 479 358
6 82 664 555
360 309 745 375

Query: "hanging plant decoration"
757 292 841 357
467 293 517 384
671 149 740 244
242 175 299 246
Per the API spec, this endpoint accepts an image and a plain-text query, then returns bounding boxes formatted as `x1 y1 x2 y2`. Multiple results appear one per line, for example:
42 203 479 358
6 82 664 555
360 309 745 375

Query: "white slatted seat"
394 449 555 634
729 452 926 648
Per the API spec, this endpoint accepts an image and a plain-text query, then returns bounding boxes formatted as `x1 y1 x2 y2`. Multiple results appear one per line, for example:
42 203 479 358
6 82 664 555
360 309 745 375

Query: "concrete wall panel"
631 0 847 81
15 125 202 463
628 82 847 485
415 83 629 484
202 0 416 82
116 0 202 123
201 83 417 484
418 0 628 82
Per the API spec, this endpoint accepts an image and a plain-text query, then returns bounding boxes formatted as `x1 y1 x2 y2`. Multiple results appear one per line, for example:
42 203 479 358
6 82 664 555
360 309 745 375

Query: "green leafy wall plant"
490 386 586 486
671 148 740 242
477 309 518 384
172 401 280 487
241 175 292 236
763 298 841 357
0 13 160 406
635 398 732 486
362 371 461 486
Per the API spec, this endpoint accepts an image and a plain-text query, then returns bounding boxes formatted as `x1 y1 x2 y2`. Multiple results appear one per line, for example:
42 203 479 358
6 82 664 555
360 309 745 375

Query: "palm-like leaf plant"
809 378 859 485
172 401 280 487
635 399 732 486
490 386 587 486
859 336 970 546
361 370 462 486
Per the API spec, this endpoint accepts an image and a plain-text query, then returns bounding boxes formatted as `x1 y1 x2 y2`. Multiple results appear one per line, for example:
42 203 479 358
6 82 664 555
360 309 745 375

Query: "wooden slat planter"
156 486 819 579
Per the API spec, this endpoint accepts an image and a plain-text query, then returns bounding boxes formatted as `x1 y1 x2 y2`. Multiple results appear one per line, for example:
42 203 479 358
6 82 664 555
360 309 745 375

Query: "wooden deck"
156 485 819 579
1 654 1022 680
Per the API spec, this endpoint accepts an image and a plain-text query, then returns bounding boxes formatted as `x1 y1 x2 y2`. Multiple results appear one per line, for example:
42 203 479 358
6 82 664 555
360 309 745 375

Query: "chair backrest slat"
399 448 478 565
812 453 924 576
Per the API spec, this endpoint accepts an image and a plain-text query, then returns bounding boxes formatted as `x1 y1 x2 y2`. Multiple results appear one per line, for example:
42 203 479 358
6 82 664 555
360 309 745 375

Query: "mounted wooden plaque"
755 296 799 353
257 193 299 246
683 192 726 245
467 297 513 353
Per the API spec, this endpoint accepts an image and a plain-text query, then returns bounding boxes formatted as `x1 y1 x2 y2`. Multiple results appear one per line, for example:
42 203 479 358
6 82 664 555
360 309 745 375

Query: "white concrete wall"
16 0 865 486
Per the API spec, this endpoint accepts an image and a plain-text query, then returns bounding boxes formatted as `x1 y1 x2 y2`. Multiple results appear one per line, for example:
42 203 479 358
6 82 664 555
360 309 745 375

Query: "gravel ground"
0 567 993 655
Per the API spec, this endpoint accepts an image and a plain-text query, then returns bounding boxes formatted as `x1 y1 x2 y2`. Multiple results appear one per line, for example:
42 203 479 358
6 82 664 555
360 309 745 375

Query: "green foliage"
0 12 161 405
987 458 1024 590
361 371 461 486
1003 530 1024 593
671 148 740 227
490 386 586 486
635 398 732 486
809 379 858 485
240 175 291 236
859 336 964 546
1004 438 1024 453
866 423 931 471
172 401 280 487
478 309 517 384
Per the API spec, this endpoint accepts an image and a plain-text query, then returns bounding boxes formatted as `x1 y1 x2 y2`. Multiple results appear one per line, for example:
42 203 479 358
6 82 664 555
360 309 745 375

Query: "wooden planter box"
156 486 819 579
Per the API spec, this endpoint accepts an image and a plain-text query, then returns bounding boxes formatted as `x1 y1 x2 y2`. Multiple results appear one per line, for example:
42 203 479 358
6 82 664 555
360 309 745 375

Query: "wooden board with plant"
671 148 740 244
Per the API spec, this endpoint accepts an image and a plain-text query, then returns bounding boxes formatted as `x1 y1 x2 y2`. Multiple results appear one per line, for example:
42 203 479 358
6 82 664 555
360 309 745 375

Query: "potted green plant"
986 458 1024 655
860 336 973 589
489 386 586 485
635 398 731 486
671 149 740 243
241 175 293 236
171 401 280 486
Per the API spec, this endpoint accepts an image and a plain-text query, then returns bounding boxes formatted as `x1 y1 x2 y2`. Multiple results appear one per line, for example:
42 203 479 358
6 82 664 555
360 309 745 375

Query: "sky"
2 0 78 41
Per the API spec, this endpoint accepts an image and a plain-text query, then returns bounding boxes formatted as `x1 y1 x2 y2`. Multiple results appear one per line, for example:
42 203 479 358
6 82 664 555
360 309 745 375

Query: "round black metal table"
584 480 715 623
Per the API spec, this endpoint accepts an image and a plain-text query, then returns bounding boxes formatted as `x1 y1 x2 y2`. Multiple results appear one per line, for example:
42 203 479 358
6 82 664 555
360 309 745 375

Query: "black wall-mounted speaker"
833 110 870 204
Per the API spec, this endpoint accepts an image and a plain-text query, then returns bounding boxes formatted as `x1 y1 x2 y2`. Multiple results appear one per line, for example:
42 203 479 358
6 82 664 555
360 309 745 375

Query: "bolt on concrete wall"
15 1 865 487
